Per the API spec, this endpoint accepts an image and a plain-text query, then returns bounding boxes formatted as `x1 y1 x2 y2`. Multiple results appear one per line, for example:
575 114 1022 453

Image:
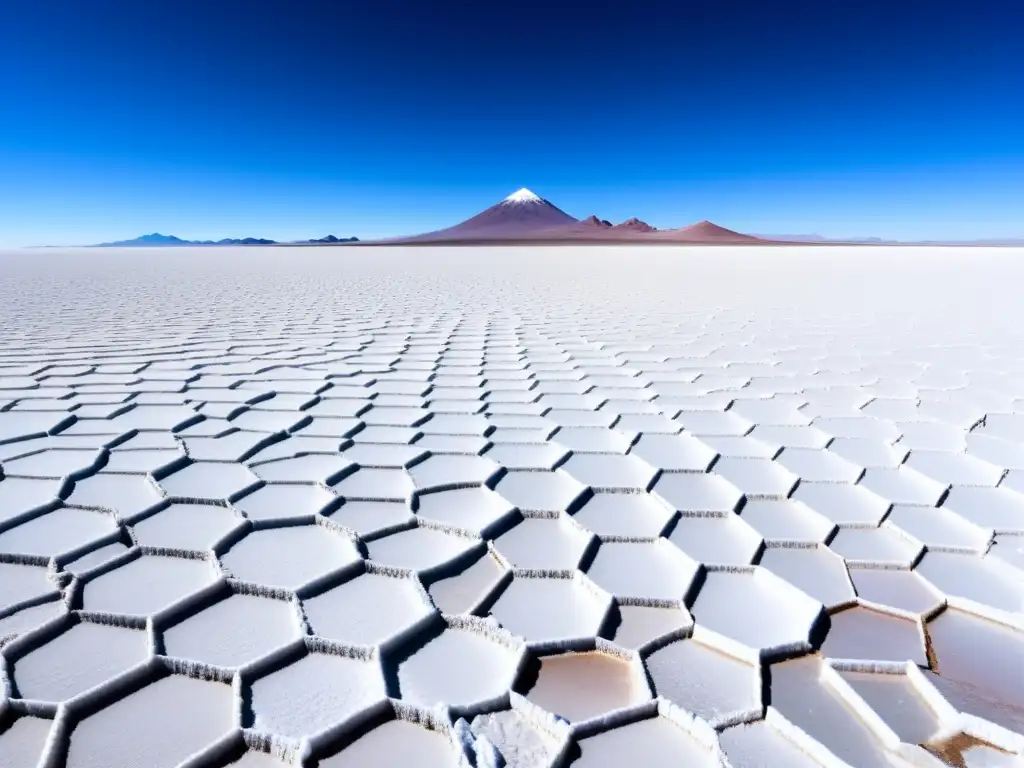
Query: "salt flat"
0 245 1023 767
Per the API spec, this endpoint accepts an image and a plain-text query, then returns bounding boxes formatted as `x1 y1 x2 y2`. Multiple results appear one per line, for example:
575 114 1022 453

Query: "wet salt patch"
837 670 941 744
367 526 478 573
427 550 505 614
574 716 715 766
490 575 609 643
849 567 944 616
66 674 235 768
667 513 763 566
571 492 673 538
470 709 560 768
719 719 822 767
525 651 647 723
0 476 64 525
13 621 149 702
221 524 361 590
770 656 901 767
83 555 216 616
0 562 56 610
250 652 387 740
646 638 760 725
319 719 462 767
163 593 300 667
0 716 52 768
927 609 1024 724
0 506 116 557
305 572 433 645
821 606 927 665
587 540 699 602
493 517 591 570
130 502 240 550
398 626 519 709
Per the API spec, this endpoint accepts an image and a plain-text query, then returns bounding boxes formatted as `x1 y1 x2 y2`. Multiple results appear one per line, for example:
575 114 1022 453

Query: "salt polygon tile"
131 503 241 551
697 435 779 459
67 472 163 517
549 426 636 453
653 472 743 514
65 675 235 768
366 526 478 573
328 499 413 536
82 555 217 616
904 451 1004 487
0 562 58 612
249 651 387 740
494 470 587 513
243 435 343 463
730 399 811 426
821 606 927 665
396 626 520 710
163 593 300 667
220 525 360 590
483 442 569 471
104 447 185 473
979 413 1024 442
158 460 260 502
613 414 682 434
251 454 354 485
571 492 674 537
571 716 715 766
332 467 414 502
674 410 753 436
886 504 993 552
858 467 948 506
560 453 657 492
738 499 835 544
915 550 1024 614
812 416 902 442
792 481 891 526
524 650 650 723
340 442 427 468
759 545 855 610
493 516 592 569
720 720 822 768
829 526 923 567
489 575 610 644
836 670 942 745
408 454 501 489
826 437 909 469
2 448 101 478
776 447 864 483
415 486 515 535
747 424 832 449
0 506 116 557
646 638 761 726
1001 470 1024 495
849 567 944 616
304 572 433 646
629 433 718 472
486 426 556 444
966 433 1024 471
712 457 799 498
585 540 699 601
294 416 362 438
234 483 336 522
987 534 1024 573
668 514 763 566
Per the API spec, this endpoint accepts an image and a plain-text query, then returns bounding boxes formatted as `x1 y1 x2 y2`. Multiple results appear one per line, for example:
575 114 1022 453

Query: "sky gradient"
1 0 1021 246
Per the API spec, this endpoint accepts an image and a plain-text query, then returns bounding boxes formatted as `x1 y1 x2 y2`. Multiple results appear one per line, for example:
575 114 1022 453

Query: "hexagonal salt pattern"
1 244 1023 766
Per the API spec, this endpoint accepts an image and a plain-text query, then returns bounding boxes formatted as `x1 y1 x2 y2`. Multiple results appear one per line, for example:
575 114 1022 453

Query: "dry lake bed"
0 245 1023 767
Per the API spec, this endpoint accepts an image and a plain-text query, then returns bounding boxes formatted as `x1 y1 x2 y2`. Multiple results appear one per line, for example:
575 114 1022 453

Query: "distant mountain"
93 232 359 247
757 233 1024 245
613 217 656 232
658 221 764 243
399 188 579 242
580 215 613 227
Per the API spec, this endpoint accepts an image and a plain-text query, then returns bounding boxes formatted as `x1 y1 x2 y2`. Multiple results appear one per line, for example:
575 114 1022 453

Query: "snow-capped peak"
503 188 542 203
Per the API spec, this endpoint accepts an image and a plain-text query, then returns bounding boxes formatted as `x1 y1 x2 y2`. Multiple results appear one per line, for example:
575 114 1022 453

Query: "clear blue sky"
1 0 1021 246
